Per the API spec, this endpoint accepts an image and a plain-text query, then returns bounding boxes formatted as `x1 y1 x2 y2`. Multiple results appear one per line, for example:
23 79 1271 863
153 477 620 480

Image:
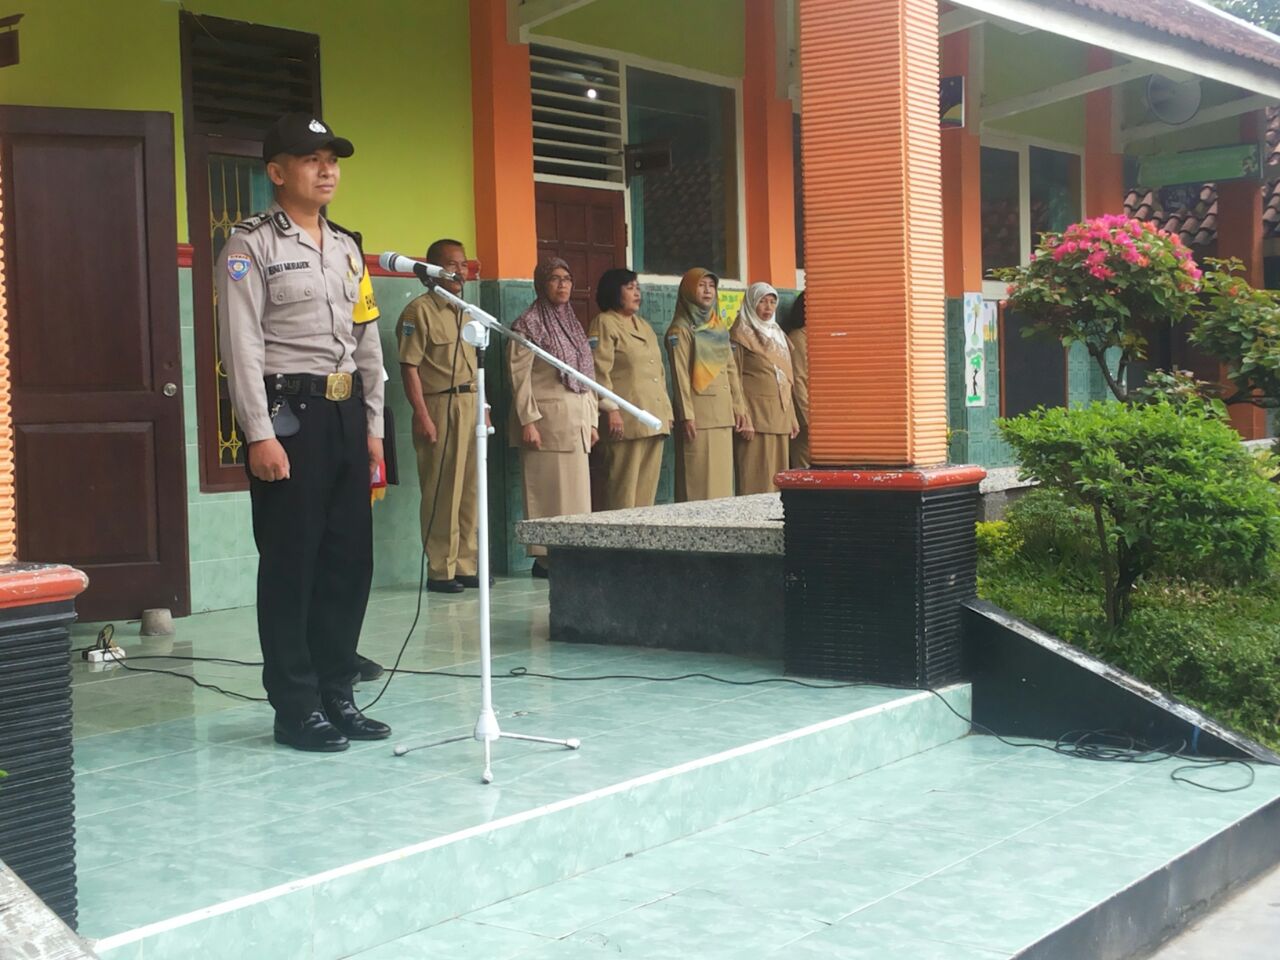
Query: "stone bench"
514 473 1038 658
516 494 786 657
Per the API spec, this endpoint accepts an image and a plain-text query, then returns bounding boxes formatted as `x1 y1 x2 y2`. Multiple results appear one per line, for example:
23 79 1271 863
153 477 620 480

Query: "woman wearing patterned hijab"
665 268 748 501
508 257 599 578
730 282 799 494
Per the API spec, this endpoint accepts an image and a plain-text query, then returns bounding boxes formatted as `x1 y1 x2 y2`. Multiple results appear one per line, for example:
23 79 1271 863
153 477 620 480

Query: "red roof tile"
1124 107 1280 245
1064 0 1280 71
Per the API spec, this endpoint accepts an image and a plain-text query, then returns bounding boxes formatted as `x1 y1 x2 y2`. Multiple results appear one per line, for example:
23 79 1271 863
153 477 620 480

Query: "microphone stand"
392 285 661 784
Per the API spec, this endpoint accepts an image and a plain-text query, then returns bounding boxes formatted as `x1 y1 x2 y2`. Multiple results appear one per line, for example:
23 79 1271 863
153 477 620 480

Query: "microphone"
378 251 459 282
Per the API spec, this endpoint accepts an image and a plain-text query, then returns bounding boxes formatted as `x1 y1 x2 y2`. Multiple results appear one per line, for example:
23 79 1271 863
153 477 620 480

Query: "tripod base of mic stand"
393 719 580 784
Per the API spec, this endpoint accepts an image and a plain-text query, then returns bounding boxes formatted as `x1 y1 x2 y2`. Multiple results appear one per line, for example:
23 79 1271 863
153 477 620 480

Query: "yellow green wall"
983 27 1087 145
0 0 474 253
538 0 745 77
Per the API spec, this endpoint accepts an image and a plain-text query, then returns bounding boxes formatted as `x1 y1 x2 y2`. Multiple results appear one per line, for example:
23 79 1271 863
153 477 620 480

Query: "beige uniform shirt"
588 310 672 440
397 291 476 391
787 327 809 430
665 322 745 430
508 343 599 453
216 203 385 444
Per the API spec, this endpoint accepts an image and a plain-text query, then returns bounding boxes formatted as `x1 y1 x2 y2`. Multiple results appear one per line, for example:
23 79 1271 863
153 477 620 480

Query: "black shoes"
353 654 384 682
274 711 349 752
531 560 549 580
322 696 392 740
427 578 465 594
456 574 494 588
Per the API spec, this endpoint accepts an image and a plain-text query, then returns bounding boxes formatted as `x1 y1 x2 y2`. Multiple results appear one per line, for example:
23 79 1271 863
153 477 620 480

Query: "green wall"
982 27 1086 146
1 0 474 253
539 0 745 77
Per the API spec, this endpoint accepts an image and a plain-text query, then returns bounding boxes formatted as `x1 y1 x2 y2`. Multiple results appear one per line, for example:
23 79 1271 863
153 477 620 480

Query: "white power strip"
86 647 126 664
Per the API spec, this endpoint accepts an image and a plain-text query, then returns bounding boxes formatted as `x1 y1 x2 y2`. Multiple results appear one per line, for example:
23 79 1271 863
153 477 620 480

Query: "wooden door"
535 183 627 328
0 106 190 619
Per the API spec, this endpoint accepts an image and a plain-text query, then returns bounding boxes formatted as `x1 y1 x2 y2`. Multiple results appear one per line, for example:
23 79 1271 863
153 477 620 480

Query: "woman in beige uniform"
589 267 673 510
731 282 799 494
508 258 599 578
782 290 809 468
666 267 747 501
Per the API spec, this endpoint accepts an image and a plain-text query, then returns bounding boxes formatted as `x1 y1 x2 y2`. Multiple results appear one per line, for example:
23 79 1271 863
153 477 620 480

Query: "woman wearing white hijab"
729 282 799 494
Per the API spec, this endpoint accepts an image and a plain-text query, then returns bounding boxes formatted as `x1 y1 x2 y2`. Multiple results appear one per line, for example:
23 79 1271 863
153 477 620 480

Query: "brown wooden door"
535 183 627 328
0 106 190 619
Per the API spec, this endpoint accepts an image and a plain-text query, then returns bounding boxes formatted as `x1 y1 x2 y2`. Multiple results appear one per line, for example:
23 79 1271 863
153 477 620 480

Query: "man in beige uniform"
397 239 481 594
217 113 390 753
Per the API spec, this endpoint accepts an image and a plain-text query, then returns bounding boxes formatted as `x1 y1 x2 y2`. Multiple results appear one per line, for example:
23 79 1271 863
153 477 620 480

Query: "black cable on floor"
97 654 1264 792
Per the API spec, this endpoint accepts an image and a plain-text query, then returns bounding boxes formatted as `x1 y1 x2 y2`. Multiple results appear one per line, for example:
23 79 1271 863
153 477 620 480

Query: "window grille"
531 43 624 185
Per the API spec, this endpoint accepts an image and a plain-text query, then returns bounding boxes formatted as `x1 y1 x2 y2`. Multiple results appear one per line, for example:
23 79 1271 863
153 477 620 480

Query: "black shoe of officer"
322 696 391 740
352 654 384 682
427 578 465 594
274 711 350 753
456 574 494 589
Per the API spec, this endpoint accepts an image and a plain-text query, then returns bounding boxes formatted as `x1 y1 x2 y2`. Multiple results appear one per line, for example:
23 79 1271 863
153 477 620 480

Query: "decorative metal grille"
531 43 624 185
208 156 272 466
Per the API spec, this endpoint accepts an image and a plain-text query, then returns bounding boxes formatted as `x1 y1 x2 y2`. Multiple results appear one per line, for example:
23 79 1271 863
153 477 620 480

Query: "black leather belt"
436 383 476 395
266 372 364 401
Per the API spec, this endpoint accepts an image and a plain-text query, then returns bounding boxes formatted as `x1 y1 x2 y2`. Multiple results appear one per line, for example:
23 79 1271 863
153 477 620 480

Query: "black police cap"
262 113 355 163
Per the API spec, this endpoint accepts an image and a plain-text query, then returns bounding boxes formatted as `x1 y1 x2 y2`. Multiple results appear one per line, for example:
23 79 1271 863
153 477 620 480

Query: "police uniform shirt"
397 290 476 391
216 202 385 444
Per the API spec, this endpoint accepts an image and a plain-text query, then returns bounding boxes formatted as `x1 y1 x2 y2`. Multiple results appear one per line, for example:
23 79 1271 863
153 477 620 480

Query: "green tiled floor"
350 736 1280 960
70 579 927 944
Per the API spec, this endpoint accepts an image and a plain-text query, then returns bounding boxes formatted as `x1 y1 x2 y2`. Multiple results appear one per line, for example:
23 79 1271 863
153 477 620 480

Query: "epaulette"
328 220 364 255
229 212 272 236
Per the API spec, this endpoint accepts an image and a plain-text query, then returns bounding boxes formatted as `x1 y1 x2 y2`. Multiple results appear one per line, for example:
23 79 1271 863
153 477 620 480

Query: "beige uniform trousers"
791 429 810 469
599 436 665 511
414 392 478 580
735 432 790 494
520 446 591 557
675 426 733 502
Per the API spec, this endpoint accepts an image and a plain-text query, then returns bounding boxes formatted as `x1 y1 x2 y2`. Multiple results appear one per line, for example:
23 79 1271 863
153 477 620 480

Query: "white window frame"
528 34 747 283
978 132 1085 300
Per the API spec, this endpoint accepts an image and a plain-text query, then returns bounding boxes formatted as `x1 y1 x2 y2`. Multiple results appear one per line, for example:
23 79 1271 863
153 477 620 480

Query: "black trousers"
248 394 372 721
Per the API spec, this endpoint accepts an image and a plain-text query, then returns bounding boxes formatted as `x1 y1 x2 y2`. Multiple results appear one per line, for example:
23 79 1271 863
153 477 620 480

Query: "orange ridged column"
1084 48 1124 218
778 0 982 687
0 168 14 560
743 0 798 288
796 0 947 466
469 0 537 280
1218 111 1269 440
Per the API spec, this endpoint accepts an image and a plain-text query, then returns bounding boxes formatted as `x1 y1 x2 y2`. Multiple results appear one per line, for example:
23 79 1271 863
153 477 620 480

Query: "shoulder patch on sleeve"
588 336 599 349
327 220 364 254
666 335 679 347
230 212 271 235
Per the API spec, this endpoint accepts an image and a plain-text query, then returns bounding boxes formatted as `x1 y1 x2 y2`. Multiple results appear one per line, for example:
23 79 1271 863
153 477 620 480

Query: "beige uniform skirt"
734 432 789 494
519 446 590 557
675 425 733 501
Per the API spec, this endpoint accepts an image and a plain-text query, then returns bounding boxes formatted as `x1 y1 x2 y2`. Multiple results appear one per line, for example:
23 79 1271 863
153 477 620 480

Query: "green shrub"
975 520 1020 564
979 548 1280 750
1004 488 1099 579
999 401 1280 626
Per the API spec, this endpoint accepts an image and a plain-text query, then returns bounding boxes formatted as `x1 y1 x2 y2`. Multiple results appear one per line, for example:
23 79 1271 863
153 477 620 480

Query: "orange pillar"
798 0 947 466
1217 111 1269 440
744 0 798 288
941 30 982 298
1083 47 1124 219
469 0 538 280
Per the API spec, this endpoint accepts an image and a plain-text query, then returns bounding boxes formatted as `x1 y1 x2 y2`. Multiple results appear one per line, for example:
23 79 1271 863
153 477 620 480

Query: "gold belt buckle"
325 372 353 401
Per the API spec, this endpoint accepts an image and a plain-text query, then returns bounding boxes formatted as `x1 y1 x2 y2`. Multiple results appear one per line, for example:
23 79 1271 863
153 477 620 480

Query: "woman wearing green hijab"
665 268 748 501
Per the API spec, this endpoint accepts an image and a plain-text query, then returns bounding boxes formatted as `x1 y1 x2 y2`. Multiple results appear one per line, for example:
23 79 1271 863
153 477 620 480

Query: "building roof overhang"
950 0 1280 99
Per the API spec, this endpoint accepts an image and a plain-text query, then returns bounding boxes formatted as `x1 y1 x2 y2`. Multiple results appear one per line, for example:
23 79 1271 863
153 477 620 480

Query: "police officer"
397 239 482 593
216 113 391 752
